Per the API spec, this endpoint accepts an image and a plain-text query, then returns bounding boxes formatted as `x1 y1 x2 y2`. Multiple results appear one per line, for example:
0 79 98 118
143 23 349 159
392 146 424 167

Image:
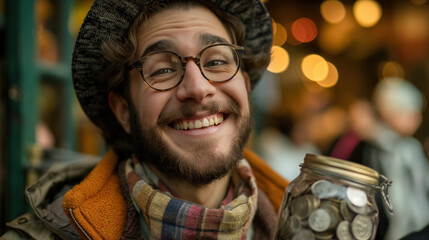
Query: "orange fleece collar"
63 150 127 240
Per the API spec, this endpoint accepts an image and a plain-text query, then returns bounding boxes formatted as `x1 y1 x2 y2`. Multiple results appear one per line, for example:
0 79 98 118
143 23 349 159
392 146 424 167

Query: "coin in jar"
311 180 339 199
288 215 302 233
309 208 331 232
319 200 340 229
351 214 373 240
346 187 367 207
279 215 301 239
340 201 356 221
320 199 340 209
291 229 315 240
347 201 372 215
314 230 334 240
336 220 353 240
290 194 320 219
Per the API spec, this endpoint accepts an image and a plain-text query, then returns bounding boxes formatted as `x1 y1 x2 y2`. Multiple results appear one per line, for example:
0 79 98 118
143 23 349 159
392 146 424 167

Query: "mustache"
157 101 241 126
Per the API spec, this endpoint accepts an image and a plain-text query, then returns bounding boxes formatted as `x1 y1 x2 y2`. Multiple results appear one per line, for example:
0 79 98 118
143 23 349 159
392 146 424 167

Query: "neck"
148 165 231 208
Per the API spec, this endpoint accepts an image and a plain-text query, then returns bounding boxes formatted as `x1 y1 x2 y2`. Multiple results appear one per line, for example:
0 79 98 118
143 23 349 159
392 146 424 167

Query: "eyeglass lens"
142 45 239 90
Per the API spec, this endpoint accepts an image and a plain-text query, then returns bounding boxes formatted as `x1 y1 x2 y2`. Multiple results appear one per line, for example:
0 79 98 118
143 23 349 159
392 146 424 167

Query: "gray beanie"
373 77 424 114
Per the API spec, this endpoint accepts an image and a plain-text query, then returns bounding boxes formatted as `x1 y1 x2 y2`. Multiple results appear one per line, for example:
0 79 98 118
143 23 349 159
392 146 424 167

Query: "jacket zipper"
69 208 93 240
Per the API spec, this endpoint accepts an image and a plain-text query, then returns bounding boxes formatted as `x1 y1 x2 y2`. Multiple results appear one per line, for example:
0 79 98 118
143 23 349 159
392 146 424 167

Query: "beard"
128 99 253 186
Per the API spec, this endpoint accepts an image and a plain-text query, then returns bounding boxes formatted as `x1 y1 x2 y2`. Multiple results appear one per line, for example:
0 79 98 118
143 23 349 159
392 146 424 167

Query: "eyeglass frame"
127 43 245 91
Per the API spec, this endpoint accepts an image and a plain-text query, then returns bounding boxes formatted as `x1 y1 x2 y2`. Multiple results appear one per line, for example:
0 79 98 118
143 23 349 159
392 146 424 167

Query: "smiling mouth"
173 114 225 130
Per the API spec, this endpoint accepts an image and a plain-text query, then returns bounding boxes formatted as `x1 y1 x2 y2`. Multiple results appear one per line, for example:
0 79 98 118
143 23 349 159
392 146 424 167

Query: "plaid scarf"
124 157 258 240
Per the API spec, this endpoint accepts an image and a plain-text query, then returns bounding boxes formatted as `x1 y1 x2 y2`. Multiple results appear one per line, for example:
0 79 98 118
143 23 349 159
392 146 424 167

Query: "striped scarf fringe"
124 158 258 239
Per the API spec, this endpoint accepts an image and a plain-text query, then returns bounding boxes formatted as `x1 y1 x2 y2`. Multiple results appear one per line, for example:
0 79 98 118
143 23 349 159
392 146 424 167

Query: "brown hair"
99 0 270 157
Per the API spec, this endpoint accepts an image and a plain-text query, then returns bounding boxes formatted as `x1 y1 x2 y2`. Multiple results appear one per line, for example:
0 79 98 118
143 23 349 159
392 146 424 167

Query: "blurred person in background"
328 99 380 166
371 78 429 240
329 77 429 240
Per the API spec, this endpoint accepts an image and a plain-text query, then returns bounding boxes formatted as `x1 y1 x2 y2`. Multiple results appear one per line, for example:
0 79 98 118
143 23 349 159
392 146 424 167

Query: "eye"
204 59 228 67
149 68 177 77
143 52 181 80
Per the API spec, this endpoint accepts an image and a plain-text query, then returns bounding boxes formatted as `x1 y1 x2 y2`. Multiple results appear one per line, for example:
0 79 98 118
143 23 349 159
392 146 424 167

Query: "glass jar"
273 154 393 240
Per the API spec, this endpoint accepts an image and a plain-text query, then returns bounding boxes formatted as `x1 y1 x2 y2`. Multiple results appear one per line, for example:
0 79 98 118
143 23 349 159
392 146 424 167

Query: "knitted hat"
373 77 424 114
72 0 272 125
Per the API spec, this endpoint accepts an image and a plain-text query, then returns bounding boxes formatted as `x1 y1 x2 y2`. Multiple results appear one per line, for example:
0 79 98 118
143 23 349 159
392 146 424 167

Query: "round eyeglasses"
128 43 244 91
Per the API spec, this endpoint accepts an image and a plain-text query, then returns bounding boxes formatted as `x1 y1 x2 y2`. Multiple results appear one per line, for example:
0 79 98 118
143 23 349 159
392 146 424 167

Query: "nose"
176 61 216 102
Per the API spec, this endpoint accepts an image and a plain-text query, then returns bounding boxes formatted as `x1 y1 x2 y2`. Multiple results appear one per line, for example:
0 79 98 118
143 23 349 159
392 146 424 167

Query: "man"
370 78 429 240
328 78 429 240
2 0 288 239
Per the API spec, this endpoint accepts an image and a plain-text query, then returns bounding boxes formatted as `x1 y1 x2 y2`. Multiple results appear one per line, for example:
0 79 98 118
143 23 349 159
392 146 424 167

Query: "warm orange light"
317 62 339 88
410 0 427 4
301 54 329 81
272 18 277 35
320 0 346 24
318 16 355 54
394 9 428 41
303 79 324 92
69 0 93 36
353 0 382 28
380 61 404 79
273 22 287 46
291 18 318 43
267 46 290 73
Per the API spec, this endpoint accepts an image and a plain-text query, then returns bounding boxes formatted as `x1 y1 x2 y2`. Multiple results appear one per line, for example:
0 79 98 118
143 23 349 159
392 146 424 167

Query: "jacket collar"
24 148 288 240
24 153 100 239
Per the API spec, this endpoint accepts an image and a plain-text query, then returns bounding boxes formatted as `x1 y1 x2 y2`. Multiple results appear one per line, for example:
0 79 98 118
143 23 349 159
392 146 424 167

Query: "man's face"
123 5 253 185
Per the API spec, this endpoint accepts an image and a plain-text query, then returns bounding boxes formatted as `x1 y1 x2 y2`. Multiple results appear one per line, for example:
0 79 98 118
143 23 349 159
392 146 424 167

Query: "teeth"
217 115 224 124
174 115 224 130
203 118 209 127
195 120 202 128
214 116 219 125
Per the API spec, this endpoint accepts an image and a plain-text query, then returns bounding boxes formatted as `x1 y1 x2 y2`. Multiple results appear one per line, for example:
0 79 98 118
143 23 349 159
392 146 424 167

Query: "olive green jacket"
1 156 99 240
1 149 288 239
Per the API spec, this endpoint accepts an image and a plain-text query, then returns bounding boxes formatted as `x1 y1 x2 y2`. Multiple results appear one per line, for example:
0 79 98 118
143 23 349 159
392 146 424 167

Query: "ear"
108 92 131 133
243 72 251 92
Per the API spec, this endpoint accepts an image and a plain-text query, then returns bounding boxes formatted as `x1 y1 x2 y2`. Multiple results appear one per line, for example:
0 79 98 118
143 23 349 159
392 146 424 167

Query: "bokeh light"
301 54 329 81
317 62 339 88
394 9 428 41
272 18 277 35
291 18 318 43
320 0 346 24
273 22 288 46
380 61 404 79
69 0 93 36
353 0 382 28
267 46 290 73
318 15 355 54
410 0 428 5
303 79 325 92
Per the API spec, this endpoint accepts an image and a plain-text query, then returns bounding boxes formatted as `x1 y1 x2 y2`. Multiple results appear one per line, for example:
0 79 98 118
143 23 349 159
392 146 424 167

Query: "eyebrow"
140 34 230 57
200 33 229 46
141 40 178 57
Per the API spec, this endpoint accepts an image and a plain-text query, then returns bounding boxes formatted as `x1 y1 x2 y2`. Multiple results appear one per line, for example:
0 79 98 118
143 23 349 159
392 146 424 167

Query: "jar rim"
302 154 380 186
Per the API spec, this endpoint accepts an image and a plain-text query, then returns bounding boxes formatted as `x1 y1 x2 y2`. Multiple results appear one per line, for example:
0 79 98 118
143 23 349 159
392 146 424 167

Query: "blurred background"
0 0 428 234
